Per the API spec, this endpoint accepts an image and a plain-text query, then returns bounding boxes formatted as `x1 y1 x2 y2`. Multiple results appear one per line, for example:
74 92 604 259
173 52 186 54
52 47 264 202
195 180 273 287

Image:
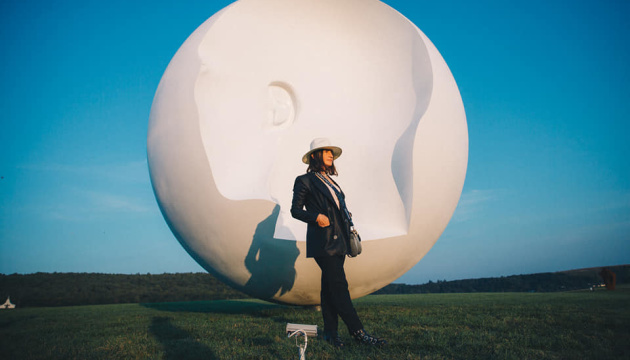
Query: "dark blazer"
291 172 349 258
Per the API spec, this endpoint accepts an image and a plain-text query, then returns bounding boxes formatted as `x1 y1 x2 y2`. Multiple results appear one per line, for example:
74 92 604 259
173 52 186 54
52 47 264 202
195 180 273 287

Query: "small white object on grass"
287 323 317 360
286 323 318 337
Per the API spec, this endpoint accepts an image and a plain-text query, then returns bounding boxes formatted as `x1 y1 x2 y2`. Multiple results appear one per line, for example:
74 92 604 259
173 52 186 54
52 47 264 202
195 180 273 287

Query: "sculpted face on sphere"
193 0 433 241
148 0 468 305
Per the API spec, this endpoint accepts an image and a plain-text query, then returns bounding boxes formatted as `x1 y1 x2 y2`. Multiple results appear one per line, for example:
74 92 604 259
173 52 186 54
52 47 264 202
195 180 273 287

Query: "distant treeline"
374 265 629 295
1 265 627 308
0 272 248 308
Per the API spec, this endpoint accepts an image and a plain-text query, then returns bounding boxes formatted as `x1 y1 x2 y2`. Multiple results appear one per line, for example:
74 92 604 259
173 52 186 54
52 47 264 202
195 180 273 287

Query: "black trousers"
314 255 363 334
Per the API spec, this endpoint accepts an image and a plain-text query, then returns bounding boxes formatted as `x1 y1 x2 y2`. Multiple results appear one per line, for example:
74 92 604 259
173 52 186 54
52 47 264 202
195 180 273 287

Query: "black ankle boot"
323 331 345 348
352 329 387 346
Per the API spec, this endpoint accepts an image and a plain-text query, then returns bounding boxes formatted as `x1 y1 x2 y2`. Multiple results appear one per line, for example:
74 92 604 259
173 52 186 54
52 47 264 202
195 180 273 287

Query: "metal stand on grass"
286 323 317 360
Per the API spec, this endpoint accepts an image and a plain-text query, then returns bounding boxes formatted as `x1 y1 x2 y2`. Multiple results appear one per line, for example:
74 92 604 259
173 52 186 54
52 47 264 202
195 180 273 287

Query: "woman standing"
291 138 386 348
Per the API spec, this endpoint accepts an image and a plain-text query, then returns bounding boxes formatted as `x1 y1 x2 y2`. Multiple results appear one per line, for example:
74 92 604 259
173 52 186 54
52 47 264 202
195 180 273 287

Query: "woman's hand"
316 214 330 227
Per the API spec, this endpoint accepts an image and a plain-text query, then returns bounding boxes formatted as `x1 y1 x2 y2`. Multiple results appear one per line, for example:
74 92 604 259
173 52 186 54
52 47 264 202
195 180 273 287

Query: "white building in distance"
2 297 15 309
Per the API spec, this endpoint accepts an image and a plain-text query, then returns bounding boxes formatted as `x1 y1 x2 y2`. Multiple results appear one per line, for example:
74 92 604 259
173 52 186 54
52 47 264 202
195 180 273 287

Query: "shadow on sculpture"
150 316 216 359
392 28 432 226
243 205 299 300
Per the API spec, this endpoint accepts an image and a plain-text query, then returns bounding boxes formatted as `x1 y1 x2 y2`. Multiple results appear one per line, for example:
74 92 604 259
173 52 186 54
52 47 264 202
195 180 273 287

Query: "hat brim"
302 146 342 164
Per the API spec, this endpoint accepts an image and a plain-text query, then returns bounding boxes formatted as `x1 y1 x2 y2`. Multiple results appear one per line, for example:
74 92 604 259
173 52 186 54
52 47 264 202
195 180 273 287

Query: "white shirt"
316 173 341 209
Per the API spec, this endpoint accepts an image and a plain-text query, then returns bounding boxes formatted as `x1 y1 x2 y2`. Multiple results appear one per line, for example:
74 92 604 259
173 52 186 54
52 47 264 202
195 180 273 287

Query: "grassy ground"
0 288 628 359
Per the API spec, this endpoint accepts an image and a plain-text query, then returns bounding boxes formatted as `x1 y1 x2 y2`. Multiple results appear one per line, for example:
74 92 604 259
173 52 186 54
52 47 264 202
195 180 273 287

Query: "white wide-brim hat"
302 138 343 164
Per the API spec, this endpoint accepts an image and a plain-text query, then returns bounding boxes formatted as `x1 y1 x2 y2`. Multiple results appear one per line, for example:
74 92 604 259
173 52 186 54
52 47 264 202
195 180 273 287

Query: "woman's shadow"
243 205 300 300
150 316 217 360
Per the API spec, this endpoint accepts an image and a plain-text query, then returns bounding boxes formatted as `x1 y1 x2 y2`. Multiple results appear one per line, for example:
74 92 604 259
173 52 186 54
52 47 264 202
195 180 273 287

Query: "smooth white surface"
194 0 430 240
148 0 468 304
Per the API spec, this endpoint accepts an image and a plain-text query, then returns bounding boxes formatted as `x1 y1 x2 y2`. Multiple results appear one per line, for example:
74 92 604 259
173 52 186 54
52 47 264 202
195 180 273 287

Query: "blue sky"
1 0 628 284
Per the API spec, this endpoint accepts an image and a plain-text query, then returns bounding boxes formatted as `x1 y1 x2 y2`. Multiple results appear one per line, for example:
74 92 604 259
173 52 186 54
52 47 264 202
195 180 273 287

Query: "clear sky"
1 0 628 284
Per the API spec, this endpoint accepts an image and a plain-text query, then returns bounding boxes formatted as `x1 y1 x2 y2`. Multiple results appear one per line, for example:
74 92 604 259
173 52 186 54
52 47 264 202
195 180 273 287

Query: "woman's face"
322 149 334 168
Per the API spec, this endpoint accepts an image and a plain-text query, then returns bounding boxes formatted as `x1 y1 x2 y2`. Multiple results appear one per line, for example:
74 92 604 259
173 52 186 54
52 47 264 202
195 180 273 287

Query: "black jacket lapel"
308 172 338 206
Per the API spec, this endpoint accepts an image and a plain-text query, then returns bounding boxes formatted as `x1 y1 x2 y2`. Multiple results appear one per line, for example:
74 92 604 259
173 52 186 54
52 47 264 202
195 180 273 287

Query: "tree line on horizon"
374 265 628 295
1 265 627 308
0 272 248 308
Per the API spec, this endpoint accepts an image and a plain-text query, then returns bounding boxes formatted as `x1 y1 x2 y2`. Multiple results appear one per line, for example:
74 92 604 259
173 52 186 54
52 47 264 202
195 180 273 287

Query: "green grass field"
1 289 628 359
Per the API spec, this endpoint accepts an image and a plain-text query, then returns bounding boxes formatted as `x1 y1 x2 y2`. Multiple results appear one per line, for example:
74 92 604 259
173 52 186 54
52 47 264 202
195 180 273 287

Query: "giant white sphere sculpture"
148 0 468 305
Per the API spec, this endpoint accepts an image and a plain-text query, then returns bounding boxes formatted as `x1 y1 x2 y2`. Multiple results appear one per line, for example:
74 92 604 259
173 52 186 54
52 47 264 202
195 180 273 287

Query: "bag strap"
315 173 354 227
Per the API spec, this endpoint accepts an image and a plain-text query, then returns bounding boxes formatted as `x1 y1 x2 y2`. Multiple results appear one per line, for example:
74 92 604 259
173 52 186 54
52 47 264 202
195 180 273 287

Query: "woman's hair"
307 149 338 175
